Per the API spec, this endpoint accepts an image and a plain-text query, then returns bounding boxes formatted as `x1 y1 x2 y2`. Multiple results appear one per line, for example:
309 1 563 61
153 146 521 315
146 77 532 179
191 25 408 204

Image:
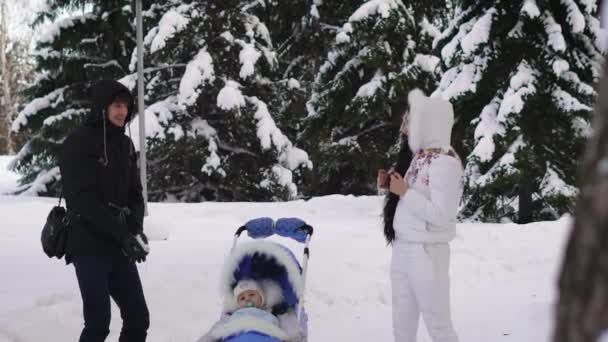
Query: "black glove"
122 234 149 263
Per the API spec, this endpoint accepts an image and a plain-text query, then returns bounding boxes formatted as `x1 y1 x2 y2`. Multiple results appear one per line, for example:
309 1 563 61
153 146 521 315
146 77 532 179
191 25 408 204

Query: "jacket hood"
85 80 135 128
407 89 454 152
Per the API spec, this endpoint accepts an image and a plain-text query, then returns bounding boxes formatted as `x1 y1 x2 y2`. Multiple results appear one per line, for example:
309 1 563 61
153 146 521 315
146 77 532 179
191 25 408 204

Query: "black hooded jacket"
58 80 144 257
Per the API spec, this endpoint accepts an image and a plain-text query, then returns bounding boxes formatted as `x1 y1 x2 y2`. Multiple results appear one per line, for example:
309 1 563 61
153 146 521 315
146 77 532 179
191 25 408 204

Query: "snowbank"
0 193 571 341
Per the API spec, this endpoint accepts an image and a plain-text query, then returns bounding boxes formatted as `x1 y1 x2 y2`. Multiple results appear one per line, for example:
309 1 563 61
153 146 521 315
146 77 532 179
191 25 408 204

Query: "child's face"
237 290 263 308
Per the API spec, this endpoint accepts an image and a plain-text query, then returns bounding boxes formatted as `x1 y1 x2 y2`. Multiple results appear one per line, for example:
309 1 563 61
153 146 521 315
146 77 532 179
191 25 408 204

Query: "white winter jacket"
393 90 463 244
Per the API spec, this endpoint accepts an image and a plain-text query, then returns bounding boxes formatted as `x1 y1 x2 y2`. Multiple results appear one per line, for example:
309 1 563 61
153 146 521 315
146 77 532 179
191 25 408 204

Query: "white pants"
391 242 459 342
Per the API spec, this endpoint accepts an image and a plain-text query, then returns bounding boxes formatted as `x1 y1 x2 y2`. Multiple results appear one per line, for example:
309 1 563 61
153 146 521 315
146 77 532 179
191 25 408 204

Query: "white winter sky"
6 0 47 42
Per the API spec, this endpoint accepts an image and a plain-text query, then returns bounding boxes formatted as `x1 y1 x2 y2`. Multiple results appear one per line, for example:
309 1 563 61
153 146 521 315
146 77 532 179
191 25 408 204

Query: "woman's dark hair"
382 140 413 244
382 96 413 244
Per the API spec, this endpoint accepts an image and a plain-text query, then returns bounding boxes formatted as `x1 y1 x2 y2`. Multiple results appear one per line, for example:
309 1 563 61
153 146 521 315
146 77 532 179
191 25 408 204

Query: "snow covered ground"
0 156 571 341
0 156 18 195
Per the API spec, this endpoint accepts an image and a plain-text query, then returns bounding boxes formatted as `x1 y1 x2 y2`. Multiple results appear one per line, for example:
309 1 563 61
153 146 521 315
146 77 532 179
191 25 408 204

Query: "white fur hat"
233 280 264 305
407 88 454 152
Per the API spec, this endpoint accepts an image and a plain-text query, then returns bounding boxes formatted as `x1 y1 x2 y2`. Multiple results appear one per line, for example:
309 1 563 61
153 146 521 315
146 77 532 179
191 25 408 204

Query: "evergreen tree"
126 0 312 201
10 0 135 195
433 0 604 222
302 0 447 195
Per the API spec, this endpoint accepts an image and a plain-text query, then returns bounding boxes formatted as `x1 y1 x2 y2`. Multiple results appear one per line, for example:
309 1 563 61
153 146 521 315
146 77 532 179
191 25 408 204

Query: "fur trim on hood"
220 241 303 313
85 79 135 127
407 89 454 153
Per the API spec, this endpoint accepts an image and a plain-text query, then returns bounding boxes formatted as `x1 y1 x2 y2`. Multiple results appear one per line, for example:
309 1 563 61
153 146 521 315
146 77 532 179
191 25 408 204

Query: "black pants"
73 255 150 342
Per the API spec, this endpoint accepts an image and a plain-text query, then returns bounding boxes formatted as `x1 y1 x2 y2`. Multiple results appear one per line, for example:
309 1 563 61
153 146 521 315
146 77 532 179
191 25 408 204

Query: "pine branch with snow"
301 0 447 195
129 0 313 202
435 1 603 223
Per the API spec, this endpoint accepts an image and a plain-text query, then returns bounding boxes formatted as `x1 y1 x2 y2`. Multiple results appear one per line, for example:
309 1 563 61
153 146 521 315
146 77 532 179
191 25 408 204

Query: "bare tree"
0 0 11 155
553 60 608 341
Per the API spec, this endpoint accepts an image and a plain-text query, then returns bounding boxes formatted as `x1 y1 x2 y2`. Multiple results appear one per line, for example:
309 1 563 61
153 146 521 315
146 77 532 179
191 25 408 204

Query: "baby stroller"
198 217 314 342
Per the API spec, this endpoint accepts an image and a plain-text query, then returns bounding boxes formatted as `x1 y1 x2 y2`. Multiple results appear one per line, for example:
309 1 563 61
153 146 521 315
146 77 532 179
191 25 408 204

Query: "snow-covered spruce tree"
123 0 311 201
433 1 604 223
10 0 135 195
302 0 446 195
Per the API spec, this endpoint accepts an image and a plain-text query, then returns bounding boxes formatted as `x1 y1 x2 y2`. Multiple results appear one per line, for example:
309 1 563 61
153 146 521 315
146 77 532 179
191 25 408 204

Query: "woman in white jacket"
382 89 462 342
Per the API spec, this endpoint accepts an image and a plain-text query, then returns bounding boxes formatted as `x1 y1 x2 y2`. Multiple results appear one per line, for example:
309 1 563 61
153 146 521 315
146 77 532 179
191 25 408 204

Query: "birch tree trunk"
553 61 608 342
0 0 12 155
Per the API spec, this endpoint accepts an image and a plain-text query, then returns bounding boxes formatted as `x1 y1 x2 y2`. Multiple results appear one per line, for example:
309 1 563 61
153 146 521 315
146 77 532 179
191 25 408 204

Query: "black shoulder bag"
41 193 70 259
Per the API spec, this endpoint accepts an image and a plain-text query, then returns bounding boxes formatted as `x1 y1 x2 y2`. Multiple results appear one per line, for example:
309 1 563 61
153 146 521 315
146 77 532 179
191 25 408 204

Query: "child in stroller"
230 279 284 335
198 218 313 342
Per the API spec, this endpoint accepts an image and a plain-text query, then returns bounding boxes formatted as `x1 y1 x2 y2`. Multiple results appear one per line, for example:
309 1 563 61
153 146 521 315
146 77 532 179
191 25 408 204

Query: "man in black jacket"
59 80 150 342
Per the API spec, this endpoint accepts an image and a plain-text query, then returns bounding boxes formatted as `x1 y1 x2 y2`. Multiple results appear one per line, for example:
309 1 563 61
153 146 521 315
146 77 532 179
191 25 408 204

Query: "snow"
279 147 312 171
236 40 262 80
472 96 503 162
544 13 567 52
130 27 159 71
474 136 525 187
251 98 283 151
560 0 586 33
560 71 595 96
433 8 473 50
434 57 487 100
20 166 61 196
287 79 301 90
221 31 235 43
12 88 66 133
118 73 137 92
0 156 19 194
552 59 570 76
189 118 224 176
571 117 592 137
179 48 215 106
413 54 440 73
33 48 61 60
266 164 297 197
578 0 597 14
150 10 190 54
336 31 351 44
420 17 441 39
349 0 399 22
497 61 536 119
217 81 246 111
252 19 272 48
540 167 578 198
42 109 87 127
0 190 574 341
441 16 477 66
129 97 181 151
552 88 592 112
336 23 353 44
461 8 496 57
521 0 541 19
310 5 320 19
355 72 384 99
244 96 311 175
37 14 96 44
509 20 525 38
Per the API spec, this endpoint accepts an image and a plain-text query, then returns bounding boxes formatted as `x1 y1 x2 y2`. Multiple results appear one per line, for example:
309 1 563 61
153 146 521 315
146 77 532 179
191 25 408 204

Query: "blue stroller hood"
220 241 304 314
